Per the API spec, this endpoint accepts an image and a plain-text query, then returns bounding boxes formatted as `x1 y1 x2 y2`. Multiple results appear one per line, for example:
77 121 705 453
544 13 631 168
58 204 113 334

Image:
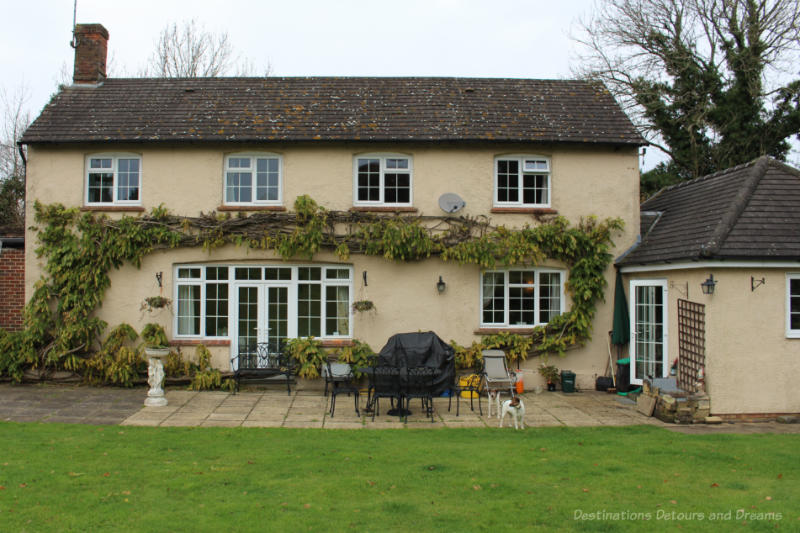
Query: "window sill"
490 207 558 215
319 339 354 348
81 206 146 212
170 339 231 347
217 205 286 212
474 328 535 335
350 206 418 213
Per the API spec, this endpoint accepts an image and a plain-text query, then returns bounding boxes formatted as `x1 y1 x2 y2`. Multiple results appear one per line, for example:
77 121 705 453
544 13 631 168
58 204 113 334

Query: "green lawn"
0 423 796 532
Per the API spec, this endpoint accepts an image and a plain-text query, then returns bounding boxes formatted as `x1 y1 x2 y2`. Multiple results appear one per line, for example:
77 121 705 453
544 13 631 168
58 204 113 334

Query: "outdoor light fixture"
751 276 765 292
700 274 717 295
155 271 163 288
436 276 446 294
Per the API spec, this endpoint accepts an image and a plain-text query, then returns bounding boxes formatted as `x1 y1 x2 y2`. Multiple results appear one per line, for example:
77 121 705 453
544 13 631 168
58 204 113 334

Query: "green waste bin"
561 370 576 393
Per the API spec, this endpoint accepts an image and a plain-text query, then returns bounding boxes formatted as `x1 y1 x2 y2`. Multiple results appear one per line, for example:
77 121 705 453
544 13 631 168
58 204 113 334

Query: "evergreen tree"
576 0 800 179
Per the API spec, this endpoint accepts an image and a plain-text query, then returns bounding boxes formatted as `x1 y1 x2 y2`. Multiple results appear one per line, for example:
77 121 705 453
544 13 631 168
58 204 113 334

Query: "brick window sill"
168 339 352 348
170 339 231 347
217 205 287 212
319 339 354 348
474 328 534 335
490 207 558 215
81 206 146 212
350 206 418 213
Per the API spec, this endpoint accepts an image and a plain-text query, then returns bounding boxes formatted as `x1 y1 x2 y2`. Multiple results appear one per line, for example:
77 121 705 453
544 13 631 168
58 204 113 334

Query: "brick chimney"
72 24 109 84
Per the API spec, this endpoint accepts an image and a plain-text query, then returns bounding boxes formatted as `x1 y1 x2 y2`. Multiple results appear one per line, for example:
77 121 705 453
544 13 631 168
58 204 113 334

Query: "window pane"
177 284 201 335
482 272 505 324
539 272 562 323
206 267 228 281
237 286 258 352
265 267 292 281
496 160 519 203
178 268 202 279
205 283 229 336
325 286 350 336
116 158 140 201
325 268 350 280
298 267 321 281
522 173 548 205
226 172 252 203
255 158 280 202
357 159 381 202
509 286 535 325
90 158 112 169
386 158 408 169
298 284 321 337
267 287 288 342
384 172 410 204
791 279 800 330
235 267 262 280
88 172 114 203
523 159 548 171
509 271 535 285
229 157 251 169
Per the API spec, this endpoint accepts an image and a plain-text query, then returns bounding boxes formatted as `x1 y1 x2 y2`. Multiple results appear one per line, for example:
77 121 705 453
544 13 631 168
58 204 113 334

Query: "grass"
0 423 797 532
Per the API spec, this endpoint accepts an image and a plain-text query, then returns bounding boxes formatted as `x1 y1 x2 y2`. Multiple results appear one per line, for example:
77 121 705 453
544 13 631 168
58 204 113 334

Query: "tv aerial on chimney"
70 0 78 48
438 193 466 214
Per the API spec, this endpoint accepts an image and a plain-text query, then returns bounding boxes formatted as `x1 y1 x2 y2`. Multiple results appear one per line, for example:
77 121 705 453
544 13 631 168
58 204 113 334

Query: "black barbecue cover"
377 331 455 396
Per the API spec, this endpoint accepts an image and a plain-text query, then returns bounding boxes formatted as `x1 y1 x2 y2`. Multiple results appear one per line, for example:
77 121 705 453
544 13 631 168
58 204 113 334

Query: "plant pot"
547 382 556 392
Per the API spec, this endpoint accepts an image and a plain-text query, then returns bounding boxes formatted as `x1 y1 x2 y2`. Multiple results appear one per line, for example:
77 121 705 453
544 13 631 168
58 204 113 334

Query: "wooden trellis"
677 299 705 390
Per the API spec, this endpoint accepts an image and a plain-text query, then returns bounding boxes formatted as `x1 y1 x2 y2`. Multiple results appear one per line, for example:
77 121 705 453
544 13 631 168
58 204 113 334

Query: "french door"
233 284 288 368
629 280 668 385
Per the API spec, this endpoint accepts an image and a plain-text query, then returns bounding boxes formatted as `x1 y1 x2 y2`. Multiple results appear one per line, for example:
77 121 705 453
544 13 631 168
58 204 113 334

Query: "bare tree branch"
141 19 270 78
0 84 29 228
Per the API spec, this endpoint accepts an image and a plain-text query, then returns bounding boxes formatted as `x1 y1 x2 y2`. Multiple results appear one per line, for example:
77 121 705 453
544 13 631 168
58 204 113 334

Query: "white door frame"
629 279 668 386
231 282 292 369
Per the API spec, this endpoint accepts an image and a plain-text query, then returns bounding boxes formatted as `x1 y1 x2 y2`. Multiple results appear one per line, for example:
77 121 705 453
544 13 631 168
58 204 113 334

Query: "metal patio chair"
480 349 516 417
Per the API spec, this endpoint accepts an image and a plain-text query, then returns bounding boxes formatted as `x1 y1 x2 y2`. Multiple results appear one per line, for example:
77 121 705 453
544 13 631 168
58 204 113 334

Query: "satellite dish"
438 193 466 214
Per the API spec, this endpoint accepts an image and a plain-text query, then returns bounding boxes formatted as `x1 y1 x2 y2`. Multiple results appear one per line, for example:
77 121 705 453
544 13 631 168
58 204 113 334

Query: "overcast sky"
2 0 667 168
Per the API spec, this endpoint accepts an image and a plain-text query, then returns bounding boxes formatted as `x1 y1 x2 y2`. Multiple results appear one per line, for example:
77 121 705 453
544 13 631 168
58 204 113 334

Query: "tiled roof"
618 157 800 265
21 77 644 145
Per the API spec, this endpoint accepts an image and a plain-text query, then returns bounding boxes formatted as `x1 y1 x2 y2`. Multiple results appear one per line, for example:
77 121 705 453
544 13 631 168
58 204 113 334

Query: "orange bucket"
515 372 524 394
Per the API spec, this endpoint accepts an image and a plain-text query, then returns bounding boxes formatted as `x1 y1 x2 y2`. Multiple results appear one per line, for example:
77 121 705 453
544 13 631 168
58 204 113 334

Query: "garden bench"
231 341 294 395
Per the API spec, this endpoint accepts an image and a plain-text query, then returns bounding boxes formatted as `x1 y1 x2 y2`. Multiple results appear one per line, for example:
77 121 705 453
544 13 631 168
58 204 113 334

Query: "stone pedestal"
144 348 170 407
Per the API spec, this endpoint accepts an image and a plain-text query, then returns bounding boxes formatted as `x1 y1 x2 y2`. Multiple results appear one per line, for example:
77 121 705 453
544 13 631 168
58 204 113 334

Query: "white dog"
499 396 526 429
487 390 504 418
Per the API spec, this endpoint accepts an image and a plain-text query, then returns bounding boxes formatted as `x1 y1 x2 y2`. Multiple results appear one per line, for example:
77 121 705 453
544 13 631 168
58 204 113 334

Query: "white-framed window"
173 264 352 339
85 153 142 205
224 153 283 205
494 155 550 207
354 154 413 206
480 268 565 327
786 274 800 338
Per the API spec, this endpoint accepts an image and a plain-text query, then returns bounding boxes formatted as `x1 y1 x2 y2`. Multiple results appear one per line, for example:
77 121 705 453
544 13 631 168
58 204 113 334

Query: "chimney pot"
72 24 109 84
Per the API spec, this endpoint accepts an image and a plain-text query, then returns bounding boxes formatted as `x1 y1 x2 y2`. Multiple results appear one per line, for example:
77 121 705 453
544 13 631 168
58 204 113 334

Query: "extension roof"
20 77 644 145
618 157 800 266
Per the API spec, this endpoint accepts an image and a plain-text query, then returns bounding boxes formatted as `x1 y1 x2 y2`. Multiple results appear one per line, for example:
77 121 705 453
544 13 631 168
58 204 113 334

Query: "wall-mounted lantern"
700 274 717 295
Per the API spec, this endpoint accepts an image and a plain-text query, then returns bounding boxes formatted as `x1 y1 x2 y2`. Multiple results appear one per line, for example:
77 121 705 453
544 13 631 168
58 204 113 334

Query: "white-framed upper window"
494 155 551 207
481 268 565 327
786 274 800 338
354 154 413 206
85 153 142 205
224 153 283 205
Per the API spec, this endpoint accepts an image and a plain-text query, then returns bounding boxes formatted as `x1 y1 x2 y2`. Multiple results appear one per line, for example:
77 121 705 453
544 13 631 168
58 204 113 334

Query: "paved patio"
2 383 798 433
120 387 666 429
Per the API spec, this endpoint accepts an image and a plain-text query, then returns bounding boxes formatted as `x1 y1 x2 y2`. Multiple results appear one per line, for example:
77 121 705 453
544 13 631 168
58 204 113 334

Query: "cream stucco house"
618 157 800 418
20 24 644 389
